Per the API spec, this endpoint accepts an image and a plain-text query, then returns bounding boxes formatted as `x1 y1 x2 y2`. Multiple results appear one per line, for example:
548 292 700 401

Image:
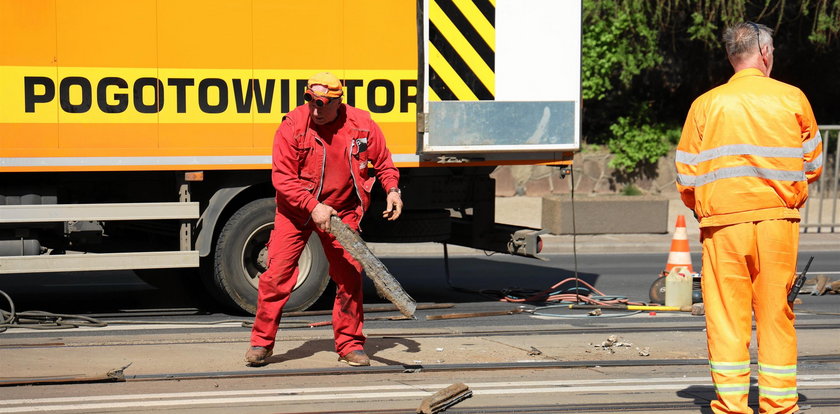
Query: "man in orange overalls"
246 72 403 367
676 22 823 413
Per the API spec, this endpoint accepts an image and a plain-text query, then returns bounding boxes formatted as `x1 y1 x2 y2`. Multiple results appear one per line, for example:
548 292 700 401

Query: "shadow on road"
260 336 422 367
0 256 599 315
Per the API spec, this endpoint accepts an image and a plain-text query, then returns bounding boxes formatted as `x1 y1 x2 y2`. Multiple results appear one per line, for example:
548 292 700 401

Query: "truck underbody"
0 167 545 314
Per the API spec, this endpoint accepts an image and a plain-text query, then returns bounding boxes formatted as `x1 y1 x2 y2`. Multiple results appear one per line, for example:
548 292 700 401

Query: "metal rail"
323 399 840 414
4 354 839 385
802 125 840 232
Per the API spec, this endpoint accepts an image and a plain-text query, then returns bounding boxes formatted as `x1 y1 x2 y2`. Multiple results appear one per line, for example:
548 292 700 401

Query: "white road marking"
2 374 840 413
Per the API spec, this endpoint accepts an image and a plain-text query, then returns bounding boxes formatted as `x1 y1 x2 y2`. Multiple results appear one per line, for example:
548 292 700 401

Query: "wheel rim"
241 223 312 291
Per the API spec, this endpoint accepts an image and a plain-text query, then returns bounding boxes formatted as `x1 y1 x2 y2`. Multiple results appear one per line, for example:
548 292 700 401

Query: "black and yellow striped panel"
428 0 495 101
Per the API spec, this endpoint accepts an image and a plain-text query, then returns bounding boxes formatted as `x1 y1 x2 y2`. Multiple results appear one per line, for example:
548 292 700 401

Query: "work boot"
245 346 272 366
337 350 370 367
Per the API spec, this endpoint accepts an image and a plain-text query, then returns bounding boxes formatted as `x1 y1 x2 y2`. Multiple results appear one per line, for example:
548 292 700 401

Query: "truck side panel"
0 0 419 172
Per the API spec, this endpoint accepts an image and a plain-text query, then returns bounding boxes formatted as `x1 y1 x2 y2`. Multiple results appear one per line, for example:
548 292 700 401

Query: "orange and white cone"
665 215 693 273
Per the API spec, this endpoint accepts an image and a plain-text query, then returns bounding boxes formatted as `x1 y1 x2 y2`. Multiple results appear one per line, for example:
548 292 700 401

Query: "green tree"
581 0 840 175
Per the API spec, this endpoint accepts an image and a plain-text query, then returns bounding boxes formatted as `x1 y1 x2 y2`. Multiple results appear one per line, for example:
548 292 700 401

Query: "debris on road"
691 303 705 316
417 382 473 414
592 335 633 353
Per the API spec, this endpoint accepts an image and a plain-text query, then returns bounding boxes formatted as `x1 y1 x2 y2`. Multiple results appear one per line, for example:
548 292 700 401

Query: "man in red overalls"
246 72 403 367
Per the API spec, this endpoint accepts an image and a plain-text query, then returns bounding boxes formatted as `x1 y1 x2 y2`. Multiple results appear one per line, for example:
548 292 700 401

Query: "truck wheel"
210 198 329 315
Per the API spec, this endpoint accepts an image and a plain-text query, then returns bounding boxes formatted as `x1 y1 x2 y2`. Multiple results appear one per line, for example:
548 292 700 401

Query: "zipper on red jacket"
303 116 326 227
348 137 365 231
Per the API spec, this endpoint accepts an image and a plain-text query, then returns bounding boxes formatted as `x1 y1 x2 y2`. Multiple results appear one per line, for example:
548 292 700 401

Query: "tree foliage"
582 0 840 174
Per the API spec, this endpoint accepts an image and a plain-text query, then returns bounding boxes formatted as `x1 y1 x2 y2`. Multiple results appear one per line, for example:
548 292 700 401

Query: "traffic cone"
665 215 693 273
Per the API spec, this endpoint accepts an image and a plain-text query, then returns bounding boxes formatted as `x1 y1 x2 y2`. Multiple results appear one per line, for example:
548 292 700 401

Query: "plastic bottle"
665 266 693 307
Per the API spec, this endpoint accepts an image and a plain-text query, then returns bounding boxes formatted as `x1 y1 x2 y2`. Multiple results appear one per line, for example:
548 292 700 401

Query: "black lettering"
59 76 92 113
167 78 194 113
24 76 55 112
280 79 290 113
345 79 363 107
233 79 275 113
367 79 394 113
198 78 228 113
295 79 308 107
96 77 128 113
134 77 163 113
400 79 416 113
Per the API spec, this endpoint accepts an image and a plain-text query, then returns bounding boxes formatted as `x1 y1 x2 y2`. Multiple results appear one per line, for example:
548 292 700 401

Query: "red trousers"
250 210 365 357
701 219 800 414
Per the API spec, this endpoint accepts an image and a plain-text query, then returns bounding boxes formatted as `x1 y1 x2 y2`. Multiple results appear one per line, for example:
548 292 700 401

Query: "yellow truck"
0 0 581 313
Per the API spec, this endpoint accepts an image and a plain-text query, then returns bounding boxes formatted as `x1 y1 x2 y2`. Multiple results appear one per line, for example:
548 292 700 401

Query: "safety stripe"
758 385 798 399
759 363 797 377
709 361 751 374
803 131 822 153
715 383 751 395
0 153 421 167
675 145 805 166
0 155 270 167
805 152 824 173
428 0 495 101
428 43 477 100
677 166 806 187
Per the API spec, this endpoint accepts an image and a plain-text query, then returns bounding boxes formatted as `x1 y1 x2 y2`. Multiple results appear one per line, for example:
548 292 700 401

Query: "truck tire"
210 198 329 315
360 209 451 243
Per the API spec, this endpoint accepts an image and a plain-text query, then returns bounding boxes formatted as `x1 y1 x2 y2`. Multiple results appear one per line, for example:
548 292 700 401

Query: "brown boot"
338 350 370 367
245 346 272 366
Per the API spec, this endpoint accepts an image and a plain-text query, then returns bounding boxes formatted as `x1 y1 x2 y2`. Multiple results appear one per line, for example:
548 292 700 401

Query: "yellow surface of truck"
0 0 581 313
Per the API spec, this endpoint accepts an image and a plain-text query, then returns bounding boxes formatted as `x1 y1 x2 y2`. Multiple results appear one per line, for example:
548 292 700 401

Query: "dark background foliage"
581 0 840 173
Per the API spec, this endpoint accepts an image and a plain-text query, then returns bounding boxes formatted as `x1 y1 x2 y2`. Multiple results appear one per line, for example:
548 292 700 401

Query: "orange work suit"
676 68 823 414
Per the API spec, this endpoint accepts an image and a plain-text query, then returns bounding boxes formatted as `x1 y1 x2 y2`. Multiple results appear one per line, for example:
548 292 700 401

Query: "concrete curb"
367 197 839 256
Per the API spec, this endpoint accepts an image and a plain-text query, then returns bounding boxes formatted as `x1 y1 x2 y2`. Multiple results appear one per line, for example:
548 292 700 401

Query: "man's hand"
311 203 338 232
383 191 403 221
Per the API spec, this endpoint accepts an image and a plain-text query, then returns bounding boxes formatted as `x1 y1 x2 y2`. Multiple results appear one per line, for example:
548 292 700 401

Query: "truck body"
0 0 581 313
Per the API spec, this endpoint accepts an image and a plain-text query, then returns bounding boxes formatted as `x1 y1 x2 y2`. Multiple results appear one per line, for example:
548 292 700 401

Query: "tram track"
3 318 840 345
318 398 840 413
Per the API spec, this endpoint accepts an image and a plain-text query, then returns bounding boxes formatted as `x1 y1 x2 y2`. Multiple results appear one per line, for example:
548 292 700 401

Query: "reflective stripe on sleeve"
805 152 823 173
803 131 822 154
676 144 804 166
677 166 806 188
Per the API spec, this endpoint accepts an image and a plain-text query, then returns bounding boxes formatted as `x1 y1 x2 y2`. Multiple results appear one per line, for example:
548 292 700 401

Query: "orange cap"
307 72 343 98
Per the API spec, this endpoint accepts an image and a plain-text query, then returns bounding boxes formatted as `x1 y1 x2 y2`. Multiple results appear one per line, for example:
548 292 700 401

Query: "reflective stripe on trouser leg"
251 213 311 349
315 210 365 356
702 222 756 414
754 219 799 414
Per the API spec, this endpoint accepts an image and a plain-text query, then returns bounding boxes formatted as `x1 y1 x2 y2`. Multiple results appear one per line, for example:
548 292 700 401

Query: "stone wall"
491 149 680 198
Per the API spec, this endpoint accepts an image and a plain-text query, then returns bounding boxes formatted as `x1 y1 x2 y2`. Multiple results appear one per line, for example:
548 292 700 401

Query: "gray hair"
724 22 773 59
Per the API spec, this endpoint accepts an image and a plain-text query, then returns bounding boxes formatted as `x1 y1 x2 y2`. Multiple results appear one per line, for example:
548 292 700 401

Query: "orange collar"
729 68 765 82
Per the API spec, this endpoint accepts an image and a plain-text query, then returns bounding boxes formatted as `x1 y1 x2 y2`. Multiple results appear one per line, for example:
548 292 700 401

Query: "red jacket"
271 104 400 226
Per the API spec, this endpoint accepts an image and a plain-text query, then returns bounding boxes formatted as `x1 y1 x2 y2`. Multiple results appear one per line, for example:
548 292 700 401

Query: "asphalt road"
1 250 838 316
2 251 840 413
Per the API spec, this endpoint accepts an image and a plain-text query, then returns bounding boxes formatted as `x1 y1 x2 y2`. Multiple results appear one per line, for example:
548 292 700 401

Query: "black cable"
0 289 15 333
443 243 480 294
0 289 107 330
570 166 580 303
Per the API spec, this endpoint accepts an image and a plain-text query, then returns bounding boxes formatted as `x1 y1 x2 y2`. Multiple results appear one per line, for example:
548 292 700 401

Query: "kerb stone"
542 195 669 234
